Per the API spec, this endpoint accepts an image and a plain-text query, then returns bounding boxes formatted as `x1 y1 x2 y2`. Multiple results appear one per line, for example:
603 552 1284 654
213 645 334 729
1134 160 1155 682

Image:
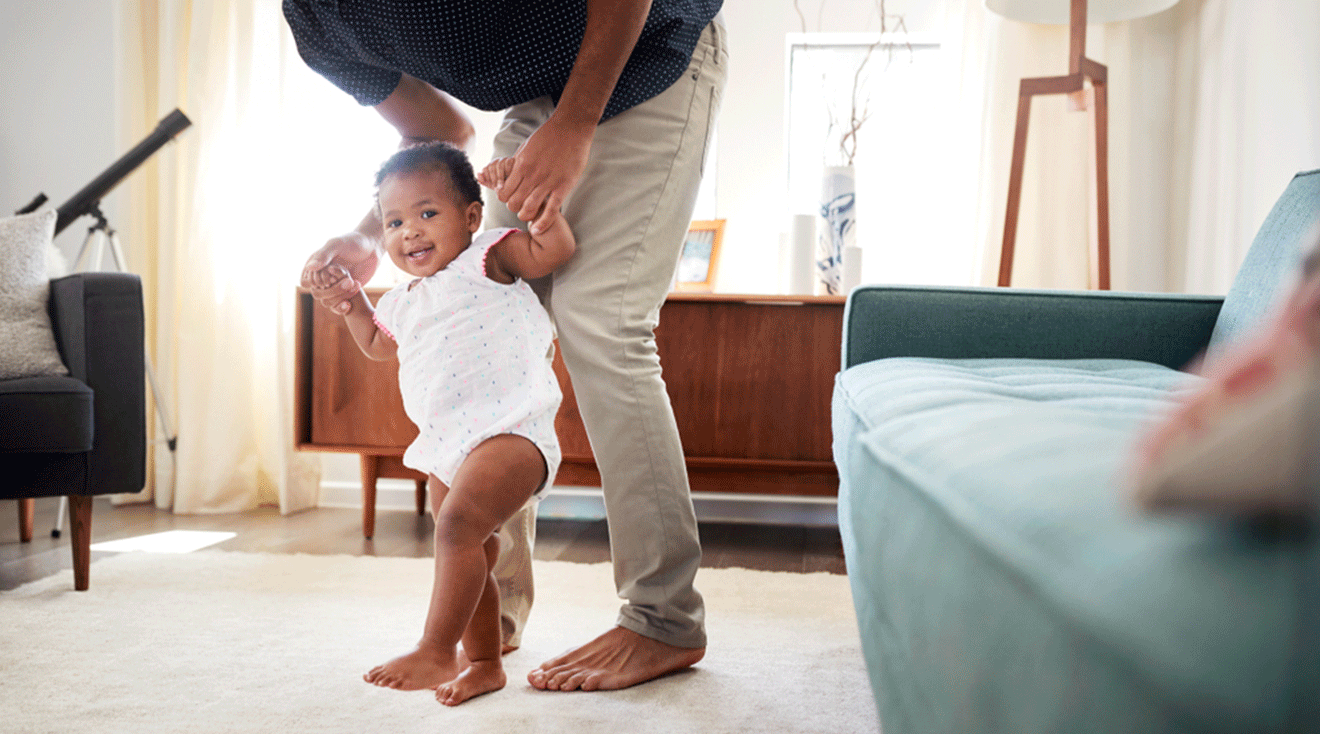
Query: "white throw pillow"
0 207 70 379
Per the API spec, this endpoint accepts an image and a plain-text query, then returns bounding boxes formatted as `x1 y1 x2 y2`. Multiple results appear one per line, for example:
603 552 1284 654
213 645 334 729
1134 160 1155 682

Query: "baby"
309 141 575 705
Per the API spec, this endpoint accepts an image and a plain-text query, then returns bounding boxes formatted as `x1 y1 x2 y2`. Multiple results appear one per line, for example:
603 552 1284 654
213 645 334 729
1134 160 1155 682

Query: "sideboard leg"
360 454 379 539
415 479 427 516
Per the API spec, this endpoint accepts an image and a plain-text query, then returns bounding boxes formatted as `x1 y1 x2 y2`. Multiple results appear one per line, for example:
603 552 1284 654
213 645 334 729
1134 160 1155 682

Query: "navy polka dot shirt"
283 0 722 121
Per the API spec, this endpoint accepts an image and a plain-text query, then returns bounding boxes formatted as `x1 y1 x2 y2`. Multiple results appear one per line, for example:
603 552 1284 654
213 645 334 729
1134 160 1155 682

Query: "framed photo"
673 219 725 292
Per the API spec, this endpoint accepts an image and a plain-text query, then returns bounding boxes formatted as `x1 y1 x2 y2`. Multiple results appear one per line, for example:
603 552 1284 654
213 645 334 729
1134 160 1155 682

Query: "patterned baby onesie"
372 228 562 490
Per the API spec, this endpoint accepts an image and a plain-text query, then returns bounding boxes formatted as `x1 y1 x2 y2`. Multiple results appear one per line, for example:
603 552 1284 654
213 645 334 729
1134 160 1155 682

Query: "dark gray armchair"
1 272 146 590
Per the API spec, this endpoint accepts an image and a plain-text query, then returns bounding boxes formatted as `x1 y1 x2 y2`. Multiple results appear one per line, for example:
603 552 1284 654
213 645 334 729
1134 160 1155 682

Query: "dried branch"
840 29 885 165
798 0 911 167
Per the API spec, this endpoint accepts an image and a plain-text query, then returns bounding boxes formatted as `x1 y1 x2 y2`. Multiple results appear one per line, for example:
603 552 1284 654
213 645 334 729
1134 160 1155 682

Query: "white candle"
843 246 863 293
790 214 815 295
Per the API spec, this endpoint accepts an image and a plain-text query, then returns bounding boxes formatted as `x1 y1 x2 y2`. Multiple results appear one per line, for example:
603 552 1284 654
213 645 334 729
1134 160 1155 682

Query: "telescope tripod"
50 206 177 538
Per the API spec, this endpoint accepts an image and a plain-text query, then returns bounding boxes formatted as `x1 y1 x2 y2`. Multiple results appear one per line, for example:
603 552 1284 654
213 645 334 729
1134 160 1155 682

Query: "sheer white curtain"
943 0 1320 293
116 0 397 513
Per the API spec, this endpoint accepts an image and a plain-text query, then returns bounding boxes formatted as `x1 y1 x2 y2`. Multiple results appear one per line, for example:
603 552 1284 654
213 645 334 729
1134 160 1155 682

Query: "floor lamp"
987 0 1178 289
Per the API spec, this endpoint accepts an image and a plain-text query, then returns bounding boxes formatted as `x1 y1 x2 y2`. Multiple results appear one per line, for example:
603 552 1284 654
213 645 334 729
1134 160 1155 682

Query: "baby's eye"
421 210 437 219
386 219 402 229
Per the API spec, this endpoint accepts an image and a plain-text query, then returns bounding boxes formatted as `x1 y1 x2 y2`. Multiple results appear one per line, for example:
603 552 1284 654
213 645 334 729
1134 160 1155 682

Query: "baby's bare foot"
435 660 507 706
364 647 459 691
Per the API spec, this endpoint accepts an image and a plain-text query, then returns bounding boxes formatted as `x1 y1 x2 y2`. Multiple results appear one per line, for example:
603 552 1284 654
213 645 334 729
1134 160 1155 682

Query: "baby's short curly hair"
374 141 482 206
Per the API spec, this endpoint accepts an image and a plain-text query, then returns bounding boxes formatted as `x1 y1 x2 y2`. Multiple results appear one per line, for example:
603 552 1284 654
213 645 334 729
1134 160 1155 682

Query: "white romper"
372 228 562 490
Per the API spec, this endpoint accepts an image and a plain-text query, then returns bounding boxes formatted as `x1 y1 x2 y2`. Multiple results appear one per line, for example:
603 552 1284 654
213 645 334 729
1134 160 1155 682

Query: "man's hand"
495 114 594 234
300 230 380 315
489 0 650 233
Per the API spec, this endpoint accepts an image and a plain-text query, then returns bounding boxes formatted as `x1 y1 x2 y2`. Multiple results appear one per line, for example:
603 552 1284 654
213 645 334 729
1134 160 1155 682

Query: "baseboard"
318 480 838 527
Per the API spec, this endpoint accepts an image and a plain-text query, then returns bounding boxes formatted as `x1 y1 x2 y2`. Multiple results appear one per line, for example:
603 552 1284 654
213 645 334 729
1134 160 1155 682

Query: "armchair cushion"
0 208 69 380
0 376 93 453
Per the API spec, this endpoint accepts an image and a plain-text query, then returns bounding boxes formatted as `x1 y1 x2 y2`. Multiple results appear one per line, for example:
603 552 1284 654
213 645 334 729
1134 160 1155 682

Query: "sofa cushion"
0 376 94 453
832 357 1196 491
833 357 1306 732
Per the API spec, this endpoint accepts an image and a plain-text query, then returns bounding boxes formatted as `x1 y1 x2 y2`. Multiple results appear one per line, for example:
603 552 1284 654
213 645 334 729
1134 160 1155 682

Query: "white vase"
818 165 856 295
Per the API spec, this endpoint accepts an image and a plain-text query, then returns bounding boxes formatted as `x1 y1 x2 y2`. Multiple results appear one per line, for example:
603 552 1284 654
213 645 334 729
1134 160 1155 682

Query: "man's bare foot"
363 646 459 691
435 660 507 706
528 627 705 692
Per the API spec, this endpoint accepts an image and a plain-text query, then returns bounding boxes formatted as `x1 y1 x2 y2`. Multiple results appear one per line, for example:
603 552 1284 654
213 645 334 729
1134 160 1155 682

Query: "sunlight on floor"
89 530 236 554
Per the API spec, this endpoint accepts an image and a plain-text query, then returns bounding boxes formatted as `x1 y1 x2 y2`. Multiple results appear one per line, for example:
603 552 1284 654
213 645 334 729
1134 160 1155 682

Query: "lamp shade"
984 0 1178 24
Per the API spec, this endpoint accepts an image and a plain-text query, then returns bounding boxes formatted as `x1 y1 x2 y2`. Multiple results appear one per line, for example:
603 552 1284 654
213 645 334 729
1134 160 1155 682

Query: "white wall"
0 1 119 259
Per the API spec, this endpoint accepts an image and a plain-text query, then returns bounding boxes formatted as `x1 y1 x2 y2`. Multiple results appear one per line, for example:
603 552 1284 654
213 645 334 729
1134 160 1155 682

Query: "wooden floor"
1 497 845 592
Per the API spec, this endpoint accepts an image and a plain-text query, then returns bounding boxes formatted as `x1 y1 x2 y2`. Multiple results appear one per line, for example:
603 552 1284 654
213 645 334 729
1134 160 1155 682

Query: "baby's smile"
407 245 435 261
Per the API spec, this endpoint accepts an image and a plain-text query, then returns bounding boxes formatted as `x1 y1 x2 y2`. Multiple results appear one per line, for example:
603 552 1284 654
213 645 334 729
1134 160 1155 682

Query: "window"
786 33 967 285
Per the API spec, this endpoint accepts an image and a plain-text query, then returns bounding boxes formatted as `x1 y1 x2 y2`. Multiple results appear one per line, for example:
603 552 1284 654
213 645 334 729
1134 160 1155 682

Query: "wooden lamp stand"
998 0 1110 289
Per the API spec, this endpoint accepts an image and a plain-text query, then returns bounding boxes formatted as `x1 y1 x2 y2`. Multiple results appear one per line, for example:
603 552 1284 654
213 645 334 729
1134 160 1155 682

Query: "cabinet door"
307 293 418 450
659 299 839 463
550 295 843 495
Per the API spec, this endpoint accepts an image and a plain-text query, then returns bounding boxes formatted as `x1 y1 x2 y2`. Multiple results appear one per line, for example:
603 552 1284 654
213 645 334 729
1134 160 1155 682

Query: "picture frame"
673 219 725 293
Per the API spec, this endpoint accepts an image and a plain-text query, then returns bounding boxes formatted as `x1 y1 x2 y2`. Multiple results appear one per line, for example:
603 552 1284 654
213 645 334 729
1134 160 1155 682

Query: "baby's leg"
363 473 463 691
432 435 545 705
435 532 507 706
367 434 545 700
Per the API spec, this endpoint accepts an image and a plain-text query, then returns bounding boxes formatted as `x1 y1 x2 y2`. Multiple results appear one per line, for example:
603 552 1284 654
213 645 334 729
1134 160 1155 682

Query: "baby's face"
378 169 481 278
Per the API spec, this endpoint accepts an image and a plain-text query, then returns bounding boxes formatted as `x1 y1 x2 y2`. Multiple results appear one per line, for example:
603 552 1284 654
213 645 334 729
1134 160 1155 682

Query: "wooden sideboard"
295 290 845 537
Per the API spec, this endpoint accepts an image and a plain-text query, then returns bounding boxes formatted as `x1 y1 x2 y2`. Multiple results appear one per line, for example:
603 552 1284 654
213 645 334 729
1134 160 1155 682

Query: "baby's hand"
308 263 357 296
478 157 517 191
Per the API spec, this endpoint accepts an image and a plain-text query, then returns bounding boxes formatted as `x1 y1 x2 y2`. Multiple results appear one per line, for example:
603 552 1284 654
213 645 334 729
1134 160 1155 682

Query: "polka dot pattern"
373 228 562 488
283 0 723 120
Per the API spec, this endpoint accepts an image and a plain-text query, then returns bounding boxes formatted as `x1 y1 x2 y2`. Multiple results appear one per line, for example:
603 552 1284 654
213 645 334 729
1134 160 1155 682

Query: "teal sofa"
832 170 1320 733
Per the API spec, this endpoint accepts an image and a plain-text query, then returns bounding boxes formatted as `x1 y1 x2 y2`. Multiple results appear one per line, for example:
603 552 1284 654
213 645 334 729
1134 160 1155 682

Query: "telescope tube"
55 109 192 236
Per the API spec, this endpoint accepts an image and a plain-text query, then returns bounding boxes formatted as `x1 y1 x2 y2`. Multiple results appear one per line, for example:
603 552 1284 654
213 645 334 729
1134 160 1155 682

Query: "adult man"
285 0 726 692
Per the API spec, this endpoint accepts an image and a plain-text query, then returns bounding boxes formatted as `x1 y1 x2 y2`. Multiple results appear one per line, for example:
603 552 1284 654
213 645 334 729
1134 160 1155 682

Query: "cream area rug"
1 552 878 733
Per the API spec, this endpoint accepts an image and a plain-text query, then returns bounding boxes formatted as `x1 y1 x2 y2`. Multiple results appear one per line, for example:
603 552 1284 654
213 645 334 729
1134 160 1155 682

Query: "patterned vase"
817 165 856 295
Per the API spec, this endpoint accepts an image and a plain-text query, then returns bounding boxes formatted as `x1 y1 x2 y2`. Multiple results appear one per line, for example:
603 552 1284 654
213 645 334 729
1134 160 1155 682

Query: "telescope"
14 109 190 540
17 109 192 233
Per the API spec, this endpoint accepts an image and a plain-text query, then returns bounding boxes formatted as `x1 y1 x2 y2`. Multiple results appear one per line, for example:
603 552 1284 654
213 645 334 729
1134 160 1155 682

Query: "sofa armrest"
48 272 146 495
843 285 1224 370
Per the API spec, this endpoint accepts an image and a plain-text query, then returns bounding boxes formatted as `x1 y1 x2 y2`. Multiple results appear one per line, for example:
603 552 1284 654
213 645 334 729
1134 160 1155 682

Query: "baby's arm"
479 157 577 282
311 265 396 361
341 291 397 361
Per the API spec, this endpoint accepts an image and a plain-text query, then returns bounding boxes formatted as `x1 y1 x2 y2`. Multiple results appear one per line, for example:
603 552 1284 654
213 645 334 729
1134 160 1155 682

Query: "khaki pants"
485 19 727 650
